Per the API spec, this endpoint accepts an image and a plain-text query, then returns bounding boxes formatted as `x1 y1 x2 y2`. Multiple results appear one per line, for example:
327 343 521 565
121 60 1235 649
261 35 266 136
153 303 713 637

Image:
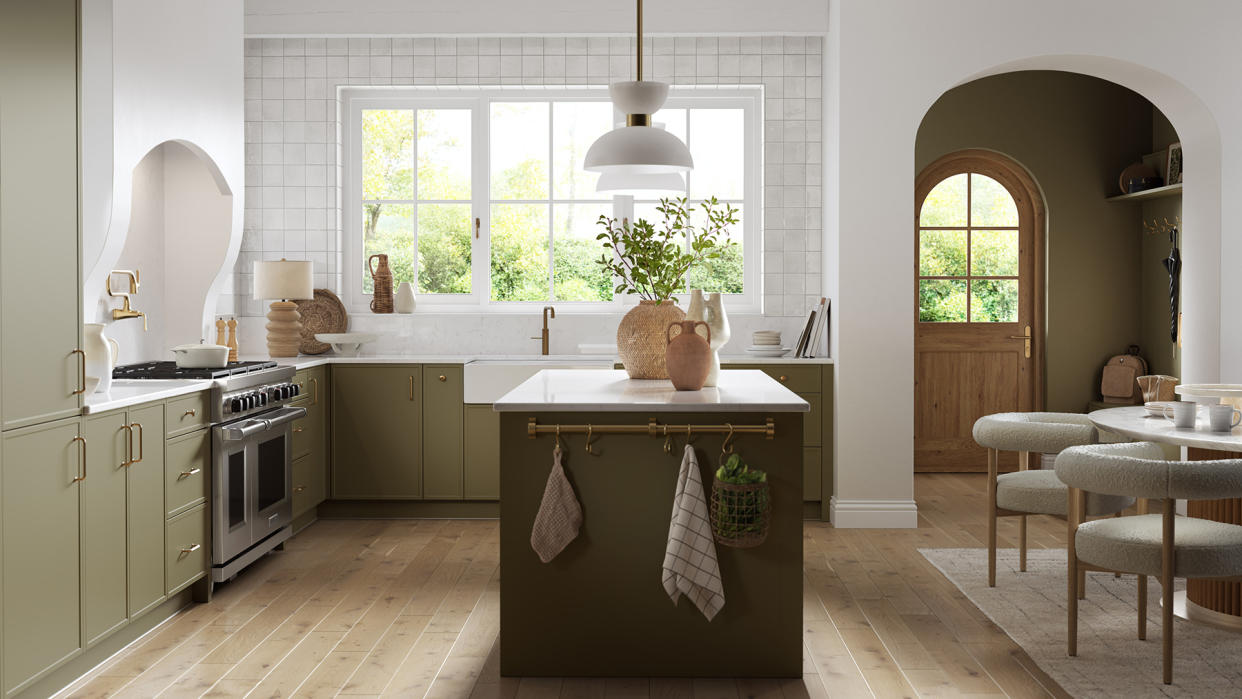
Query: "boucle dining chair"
1057 442 1242 685
972 412 1133 587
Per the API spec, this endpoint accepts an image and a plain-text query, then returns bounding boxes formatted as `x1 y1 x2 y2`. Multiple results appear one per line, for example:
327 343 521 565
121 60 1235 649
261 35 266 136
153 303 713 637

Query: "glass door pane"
256 435 287 512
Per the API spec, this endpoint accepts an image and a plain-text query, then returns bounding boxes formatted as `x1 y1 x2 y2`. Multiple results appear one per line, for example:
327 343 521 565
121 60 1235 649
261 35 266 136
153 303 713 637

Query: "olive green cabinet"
2 418 83 696
332 365 422 499
292 366 329 518
423 366 464 499
464 405 501 500
0 0 81 431
128 405 167 617
81 413 129 649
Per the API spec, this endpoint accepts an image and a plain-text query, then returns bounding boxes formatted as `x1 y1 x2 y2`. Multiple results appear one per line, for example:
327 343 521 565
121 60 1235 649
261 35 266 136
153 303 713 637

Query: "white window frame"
341 85 763 314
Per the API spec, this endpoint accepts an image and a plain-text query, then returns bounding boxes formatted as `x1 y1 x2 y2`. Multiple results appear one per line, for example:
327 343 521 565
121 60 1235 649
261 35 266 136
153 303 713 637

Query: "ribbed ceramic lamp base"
265 301 302 357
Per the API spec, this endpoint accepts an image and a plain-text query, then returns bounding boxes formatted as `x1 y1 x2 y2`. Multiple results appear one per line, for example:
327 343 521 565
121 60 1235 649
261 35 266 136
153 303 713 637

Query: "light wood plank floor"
61 474 1075 698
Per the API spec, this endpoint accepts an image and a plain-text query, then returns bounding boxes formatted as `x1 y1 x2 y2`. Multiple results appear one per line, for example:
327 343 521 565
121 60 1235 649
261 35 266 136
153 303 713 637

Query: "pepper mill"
215 318 227 346
226 318 239 362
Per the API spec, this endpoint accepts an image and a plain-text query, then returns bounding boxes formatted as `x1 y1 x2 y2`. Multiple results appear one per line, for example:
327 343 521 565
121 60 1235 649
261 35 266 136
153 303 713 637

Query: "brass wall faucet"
531 306 555 355
107 270 147 331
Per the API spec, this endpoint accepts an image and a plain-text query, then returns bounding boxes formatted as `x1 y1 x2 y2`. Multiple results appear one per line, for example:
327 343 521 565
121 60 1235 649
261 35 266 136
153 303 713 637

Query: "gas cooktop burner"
113 360 279 380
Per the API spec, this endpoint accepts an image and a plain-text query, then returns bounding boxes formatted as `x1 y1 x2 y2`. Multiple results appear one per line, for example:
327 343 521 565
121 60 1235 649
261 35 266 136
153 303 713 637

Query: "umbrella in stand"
1162 227 1181 343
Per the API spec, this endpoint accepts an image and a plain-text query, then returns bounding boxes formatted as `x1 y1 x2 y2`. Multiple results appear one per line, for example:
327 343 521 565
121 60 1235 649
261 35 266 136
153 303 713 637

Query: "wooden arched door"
914 150 1045 471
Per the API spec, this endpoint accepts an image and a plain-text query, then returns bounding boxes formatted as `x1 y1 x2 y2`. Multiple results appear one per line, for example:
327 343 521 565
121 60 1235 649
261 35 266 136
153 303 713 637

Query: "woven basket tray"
709 478 771 548
295 288 348 355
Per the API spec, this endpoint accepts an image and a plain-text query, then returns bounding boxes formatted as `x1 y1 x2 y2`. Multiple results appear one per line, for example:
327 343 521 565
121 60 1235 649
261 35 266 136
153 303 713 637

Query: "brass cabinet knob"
438 375 447 382
293 426 304 433
294 485 307 493
779 375 788 382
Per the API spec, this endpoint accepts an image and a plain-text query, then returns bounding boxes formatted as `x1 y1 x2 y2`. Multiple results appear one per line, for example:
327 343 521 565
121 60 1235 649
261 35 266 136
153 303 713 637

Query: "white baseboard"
829 496 918 528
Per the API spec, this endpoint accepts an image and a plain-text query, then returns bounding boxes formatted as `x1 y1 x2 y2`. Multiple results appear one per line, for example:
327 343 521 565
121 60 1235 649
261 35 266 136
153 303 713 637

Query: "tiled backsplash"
231 35 823 323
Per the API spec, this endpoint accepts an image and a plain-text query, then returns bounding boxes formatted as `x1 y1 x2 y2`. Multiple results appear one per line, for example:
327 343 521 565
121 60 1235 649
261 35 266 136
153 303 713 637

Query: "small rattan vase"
710 478 771 548
617 300 685 379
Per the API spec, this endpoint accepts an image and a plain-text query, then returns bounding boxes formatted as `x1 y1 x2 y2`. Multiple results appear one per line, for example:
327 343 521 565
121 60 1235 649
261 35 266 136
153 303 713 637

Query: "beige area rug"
920 548 1242 698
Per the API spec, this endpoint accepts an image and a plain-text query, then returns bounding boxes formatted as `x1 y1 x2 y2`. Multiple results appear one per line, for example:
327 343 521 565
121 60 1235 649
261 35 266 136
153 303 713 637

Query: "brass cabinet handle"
129 422 144 463
292 426 304 433
121 424 134 467
179 543 202 555
438 374 447 382
178 467 201 479
72 349 86 395
310 377 319 406
183 408 197 418
409 376 414 401
294 485 307 493
72 436 87 482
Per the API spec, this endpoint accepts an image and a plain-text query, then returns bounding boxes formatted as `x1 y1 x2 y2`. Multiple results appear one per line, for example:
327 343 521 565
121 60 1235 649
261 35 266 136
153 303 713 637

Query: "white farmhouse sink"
464 358 614 403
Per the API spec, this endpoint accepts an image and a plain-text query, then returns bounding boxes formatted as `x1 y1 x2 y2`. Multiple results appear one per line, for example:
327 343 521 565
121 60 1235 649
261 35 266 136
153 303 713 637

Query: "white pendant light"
583 0 693 175
596 122 687 194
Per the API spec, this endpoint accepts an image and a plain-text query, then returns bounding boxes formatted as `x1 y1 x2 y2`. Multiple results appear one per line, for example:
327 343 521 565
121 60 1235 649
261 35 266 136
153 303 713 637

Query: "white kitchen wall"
230 34 824 354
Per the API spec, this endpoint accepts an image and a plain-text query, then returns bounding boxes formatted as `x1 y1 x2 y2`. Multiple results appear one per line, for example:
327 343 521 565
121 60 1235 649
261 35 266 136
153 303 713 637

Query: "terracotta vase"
617 300 686 379
665 320 712 391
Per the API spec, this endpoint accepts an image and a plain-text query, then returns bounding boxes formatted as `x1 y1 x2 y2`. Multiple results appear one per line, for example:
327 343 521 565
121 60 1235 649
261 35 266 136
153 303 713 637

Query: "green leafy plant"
715 453 768 485
595 197 739 303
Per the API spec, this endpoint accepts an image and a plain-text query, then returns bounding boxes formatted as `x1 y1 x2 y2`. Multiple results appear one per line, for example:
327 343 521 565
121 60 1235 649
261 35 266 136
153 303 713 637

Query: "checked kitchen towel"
662 444 725 621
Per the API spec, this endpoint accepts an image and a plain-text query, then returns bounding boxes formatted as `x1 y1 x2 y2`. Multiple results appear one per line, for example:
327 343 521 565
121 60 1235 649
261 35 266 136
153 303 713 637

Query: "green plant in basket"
713 453 770 540
716 453 767 485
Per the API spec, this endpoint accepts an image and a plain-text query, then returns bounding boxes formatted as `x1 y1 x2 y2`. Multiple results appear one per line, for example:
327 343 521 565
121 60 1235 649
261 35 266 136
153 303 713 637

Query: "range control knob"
291 383 300 397
259 392 268 406
230 398 242 413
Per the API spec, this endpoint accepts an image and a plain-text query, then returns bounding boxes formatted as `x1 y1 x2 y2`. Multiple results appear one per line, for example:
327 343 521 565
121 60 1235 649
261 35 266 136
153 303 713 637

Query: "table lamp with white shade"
253 259 313 357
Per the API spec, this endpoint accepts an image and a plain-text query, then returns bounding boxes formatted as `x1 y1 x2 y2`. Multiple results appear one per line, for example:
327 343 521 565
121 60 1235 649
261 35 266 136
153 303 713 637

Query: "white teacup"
1208 404 1242 432
1163 400 1198 429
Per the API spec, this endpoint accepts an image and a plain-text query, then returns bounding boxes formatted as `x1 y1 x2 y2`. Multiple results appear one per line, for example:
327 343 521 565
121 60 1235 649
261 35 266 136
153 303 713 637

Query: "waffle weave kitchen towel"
662 445 725 620
530 446 583 563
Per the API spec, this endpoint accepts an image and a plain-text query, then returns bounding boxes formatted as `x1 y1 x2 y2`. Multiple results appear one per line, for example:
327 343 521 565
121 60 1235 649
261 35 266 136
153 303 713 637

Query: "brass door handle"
72 349 86 395
1008 325 1032 358
474 217 481 239
129 423 144 463
179 543 201 555
72 436 87 482
121 424 134 467
183 408 197 418
178 467 201 479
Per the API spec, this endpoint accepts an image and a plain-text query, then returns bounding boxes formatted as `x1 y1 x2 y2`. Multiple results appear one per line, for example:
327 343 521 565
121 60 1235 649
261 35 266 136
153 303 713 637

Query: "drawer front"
802 393 822 446
165 505 210 595
803 447 822 502
292 451 326 518
166 392 210 436
292 365 326 407
166 430 210 518
742 365 821 394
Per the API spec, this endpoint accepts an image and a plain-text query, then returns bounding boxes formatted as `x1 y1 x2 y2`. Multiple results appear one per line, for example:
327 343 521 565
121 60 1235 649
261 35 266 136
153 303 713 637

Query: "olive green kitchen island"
494 369 808 678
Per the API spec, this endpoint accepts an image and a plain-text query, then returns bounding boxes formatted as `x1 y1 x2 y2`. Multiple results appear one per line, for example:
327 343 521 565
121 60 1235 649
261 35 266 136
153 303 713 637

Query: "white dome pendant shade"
596 170 686 196
583 1 693 176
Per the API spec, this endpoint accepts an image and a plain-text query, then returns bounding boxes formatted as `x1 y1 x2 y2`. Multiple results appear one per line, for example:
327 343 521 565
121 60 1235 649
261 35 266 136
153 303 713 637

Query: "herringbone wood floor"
60 474 1073 698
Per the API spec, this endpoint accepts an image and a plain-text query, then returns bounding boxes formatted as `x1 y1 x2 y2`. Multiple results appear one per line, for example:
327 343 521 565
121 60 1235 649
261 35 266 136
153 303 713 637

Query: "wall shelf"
1106 182 1183 202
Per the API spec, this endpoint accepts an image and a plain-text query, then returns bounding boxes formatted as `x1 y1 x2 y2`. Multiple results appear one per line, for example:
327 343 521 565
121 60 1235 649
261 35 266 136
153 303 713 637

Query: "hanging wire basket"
710 478 771 548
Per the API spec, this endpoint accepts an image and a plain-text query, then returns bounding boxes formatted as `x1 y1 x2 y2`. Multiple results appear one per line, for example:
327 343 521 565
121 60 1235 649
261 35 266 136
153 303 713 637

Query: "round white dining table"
1089 405 1242 630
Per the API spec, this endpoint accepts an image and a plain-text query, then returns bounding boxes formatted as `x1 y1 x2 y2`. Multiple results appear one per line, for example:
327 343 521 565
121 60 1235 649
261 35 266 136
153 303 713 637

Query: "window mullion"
411 109 420 294
546 101 555 303
474 97 490 306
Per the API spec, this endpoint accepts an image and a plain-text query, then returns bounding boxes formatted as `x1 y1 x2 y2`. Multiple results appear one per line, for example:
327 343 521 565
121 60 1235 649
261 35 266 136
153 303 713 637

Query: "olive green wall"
1139 109 1183 377
916 71 1153 412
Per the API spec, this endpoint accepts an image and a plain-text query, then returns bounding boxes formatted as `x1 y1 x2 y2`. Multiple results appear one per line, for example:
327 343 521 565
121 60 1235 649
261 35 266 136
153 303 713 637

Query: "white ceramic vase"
685 289 706 323
394 282 416 313
83 323 119 394
703 292 731 387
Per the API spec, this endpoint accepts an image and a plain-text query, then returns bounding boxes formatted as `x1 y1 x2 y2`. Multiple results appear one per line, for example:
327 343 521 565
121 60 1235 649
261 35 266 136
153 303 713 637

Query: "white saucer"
745 346 791 357
1144 401 1176 418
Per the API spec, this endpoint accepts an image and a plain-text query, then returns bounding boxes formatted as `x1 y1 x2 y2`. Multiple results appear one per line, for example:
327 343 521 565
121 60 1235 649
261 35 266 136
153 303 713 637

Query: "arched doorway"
914 149 1045 471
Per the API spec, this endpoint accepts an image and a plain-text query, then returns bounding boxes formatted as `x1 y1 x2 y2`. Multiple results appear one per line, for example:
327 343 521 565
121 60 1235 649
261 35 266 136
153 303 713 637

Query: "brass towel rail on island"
526 417 775 440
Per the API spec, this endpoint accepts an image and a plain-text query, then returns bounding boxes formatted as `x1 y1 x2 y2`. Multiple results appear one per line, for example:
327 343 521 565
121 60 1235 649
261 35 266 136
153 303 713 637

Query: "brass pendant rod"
527 417 775 440
636 0 643 81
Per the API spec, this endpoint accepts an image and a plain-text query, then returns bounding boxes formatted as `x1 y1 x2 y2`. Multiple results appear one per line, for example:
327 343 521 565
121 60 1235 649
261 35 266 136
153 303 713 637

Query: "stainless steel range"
113 361 305 588
209 365 304 585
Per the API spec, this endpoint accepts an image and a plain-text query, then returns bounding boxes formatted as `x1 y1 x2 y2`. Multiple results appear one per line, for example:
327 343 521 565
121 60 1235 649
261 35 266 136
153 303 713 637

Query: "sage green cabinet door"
127 405 166 617
2 418 82 695
422 366 464 499
332 366 422 498
464 405 500 500
0 0 81 430
81 413 129 648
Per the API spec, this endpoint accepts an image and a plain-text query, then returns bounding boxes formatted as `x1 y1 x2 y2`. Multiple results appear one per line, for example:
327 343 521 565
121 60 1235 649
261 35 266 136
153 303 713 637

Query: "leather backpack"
1100 345 1148 405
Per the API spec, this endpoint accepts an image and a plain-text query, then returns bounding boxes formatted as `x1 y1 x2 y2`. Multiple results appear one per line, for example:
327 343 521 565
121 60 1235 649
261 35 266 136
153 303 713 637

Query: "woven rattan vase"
617 300 685 379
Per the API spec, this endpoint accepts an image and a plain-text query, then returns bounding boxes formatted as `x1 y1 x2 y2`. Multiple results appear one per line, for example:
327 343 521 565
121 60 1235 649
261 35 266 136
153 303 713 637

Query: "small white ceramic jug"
394 282 416 313
83 323 120 394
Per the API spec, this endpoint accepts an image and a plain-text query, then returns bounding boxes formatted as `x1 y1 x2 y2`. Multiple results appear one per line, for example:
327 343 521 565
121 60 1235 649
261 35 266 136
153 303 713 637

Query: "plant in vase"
595 197 739 378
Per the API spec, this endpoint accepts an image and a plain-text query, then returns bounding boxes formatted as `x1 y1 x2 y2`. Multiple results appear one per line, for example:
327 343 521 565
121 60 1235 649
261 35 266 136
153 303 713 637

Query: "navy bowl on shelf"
1128 176 1164 193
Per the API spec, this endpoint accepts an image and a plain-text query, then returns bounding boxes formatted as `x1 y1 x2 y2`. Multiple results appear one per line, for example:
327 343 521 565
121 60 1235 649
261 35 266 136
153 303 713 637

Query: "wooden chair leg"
1138 574 1147 640
988 448 998 587
1020 515 1027 572
1114 512 1122 578
1067 487 1078 657
1076 489 1087 600
1162 502 1175 685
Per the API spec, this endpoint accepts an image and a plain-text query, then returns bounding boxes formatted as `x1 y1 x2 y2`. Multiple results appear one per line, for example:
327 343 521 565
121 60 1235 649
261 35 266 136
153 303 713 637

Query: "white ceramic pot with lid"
171 343 230 368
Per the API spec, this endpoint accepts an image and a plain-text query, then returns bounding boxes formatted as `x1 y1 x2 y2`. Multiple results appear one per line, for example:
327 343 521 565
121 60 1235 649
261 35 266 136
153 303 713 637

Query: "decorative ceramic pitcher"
666 320 711 391
83 323 120 394
368 254 394 313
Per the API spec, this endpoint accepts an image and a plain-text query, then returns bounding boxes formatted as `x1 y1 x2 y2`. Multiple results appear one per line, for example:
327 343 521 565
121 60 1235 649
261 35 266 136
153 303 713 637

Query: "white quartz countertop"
1090 406 1242 451
83 379 215 414
492 369 810 413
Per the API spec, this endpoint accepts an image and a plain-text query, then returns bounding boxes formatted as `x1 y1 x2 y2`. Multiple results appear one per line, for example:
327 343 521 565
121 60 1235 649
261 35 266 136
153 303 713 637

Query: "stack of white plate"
747 331 789 357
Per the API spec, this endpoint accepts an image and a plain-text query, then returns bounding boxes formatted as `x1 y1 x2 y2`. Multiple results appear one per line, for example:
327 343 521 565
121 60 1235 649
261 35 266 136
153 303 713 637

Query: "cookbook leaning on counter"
494 369 808 678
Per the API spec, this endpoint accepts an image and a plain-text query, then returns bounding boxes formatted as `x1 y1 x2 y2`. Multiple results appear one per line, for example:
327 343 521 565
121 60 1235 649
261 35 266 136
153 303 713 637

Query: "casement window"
343 86 761 312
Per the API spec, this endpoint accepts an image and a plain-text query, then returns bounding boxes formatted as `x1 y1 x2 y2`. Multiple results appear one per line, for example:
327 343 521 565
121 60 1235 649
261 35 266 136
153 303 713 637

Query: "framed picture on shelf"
1166 142 1183 185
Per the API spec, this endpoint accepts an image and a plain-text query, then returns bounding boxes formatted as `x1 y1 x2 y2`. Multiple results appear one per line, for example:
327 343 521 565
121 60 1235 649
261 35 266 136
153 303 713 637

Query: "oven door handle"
220 406 307 441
